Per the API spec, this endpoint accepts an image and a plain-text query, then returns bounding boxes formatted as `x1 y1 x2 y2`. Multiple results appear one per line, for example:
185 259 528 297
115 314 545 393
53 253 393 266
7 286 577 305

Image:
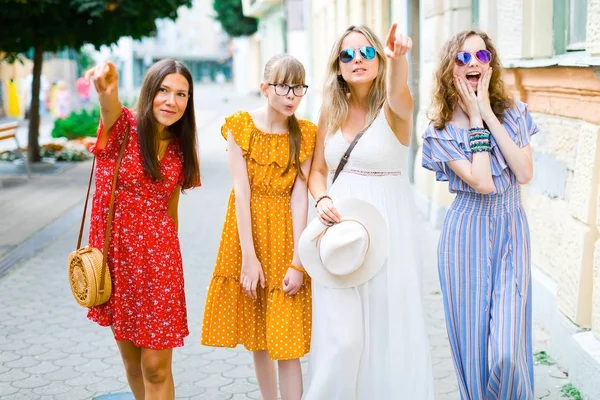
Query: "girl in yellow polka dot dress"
201 54 316 399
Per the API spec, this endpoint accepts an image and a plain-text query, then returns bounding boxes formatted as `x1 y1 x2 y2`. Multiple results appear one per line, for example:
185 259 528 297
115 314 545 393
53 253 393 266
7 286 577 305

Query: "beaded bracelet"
289 264 305 273
315 195 332 208
468 127 492 153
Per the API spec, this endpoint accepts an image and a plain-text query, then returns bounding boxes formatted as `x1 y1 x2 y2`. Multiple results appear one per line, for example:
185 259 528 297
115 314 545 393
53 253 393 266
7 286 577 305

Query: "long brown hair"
429 30 513 130
135 59 200 189
321 25 387 136
263 54 307 179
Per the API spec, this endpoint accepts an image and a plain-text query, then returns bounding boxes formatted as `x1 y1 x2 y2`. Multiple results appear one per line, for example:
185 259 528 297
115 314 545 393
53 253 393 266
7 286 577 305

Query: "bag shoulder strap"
76 128 130 292
332 128 366 184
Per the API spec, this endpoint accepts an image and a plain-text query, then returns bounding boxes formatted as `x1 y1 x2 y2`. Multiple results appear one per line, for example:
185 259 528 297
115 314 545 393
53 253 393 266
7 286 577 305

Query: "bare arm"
167 185 181 230
484 115 533 184
308 112 341 225
447 158 495 194
84 61 122 150
383 23 414 145
307 112 329 201
290 158 313 268
227 131 256 259
227 130 265 299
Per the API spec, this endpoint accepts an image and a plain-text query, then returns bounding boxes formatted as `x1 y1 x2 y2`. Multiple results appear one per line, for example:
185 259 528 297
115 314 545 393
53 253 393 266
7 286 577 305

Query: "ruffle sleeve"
90 106 134 160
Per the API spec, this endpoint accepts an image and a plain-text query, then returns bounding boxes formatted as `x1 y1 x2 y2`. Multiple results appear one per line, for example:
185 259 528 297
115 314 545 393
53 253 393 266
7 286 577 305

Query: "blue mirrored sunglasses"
339 46 377 63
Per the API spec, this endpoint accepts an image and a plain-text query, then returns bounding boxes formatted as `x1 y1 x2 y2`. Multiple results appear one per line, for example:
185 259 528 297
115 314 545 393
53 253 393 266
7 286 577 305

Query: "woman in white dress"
304 24 435 399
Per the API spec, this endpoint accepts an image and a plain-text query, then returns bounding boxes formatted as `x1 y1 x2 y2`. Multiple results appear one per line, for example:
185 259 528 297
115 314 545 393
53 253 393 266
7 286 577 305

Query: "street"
0 85 569 399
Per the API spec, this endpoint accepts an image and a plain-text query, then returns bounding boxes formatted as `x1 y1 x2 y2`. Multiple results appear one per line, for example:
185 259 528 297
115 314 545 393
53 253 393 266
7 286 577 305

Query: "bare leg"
141 348 174 400
278 358 302 400
253 350 278 400
114 335 145 399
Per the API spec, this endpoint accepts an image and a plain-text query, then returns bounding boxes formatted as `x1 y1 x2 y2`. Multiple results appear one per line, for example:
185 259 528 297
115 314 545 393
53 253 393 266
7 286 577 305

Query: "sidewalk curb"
0 198 83 277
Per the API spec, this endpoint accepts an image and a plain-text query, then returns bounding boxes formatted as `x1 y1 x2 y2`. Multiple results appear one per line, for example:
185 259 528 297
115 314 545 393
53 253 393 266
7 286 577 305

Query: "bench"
0 122 32 178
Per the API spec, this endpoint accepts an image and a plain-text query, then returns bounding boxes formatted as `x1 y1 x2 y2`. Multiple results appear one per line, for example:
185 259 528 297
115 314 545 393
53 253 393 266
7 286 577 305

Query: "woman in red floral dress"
84 59 200 400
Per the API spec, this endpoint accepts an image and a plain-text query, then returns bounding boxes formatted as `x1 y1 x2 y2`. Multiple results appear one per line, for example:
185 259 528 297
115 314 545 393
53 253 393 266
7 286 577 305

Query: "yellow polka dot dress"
201 111 317 360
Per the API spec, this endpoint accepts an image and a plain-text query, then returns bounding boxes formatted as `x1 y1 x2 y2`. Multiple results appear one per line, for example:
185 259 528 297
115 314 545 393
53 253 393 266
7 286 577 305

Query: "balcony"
241 0 282 18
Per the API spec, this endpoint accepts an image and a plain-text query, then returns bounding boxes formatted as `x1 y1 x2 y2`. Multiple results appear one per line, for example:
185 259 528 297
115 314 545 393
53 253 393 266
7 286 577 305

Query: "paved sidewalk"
0 84 571 399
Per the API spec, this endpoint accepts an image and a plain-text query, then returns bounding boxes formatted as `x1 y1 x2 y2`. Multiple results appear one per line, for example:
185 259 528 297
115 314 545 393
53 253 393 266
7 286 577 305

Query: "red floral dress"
87 107 189 349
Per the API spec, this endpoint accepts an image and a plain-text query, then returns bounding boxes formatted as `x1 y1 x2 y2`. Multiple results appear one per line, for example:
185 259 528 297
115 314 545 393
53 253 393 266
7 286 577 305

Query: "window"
554 0 588 54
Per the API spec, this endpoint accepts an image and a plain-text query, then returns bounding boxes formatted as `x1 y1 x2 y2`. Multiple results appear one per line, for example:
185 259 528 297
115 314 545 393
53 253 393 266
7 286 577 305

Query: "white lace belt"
329 169 403 177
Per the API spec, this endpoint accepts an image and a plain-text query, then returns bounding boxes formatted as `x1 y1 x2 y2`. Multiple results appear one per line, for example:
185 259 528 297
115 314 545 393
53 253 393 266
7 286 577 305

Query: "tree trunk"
28 45 43 163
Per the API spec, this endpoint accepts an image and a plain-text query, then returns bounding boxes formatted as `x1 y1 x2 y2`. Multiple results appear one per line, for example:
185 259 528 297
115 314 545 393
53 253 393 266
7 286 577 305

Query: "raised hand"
454 75 481 122
477 68 494 121
84 61 119 96
384 23 412 58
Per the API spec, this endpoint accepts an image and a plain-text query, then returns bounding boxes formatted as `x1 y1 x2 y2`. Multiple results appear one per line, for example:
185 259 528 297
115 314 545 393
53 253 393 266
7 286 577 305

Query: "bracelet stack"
468 127 492 153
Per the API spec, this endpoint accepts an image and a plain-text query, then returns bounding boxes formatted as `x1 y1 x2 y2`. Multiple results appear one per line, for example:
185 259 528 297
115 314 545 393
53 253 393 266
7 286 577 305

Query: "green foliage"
561 384 583 400
213 0 258 37
533 350 554 366
51 107 101 140
75 46 95 76
0 0 193 56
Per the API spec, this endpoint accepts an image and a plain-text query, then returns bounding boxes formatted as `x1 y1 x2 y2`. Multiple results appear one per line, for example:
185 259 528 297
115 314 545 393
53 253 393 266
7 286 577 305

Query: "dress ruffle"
221 111 316 167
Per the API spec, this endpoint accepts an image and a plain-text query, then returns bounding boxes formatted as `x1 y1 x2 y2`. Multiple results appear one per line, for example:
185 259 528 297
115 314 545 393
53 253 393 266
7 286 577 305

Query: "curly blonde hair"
428 30 513 130
321 25 387 136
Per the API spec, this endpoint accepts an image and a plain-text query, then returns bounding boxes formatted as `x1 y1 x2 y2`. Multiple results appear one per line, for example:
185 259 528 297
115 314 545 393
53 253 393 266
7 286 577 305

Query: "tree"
213 0 258 38
0 0 192 162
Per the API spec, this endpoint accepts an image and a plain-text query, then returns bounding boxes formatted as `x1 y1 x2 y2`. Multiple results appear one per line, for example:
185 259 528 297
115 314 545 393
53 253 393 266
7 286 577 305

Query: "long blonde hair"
428 30 513 130
321 25 387 136
263 54 307 179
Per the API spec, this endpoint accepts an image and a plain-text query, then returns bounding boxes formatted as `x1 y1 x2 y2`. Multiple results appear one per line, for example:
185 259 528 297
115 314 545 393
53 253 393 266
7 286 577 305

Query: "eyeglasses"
339 46 377 63
268 83 309 97
455 50 492 66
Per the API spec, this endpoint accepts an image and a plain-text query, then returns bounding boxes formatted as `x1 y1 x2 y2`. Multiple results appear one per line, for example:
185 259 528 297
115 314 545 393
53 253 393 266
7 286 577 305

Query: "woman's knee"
141 350 173 385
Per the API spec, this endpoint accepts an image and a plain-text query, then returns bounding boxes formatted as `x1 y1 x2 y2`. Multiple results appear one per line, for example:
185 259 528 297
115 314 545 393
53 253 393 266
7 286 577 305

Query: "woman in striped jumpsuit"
422 30 538 400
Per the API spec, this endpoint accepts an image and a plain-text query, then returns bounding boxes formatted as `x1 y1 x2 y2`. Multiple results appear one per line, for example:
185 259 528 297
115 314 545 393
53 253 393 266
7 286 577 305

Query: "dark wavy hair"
135 59 200 189
428 30 513 130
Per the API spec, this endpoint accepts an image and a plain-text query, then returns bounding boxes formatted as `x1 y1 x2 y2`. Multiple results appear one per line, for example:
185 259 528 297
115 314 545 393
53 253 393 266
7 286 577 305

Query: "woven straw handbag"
68 130 129 307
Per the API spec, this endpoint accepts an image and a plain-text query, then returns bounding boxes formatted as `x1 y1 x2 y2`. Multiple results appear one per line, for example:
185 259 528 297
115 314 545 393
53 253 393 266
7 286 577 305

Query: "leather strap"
332 128 366 184
76 129 130 293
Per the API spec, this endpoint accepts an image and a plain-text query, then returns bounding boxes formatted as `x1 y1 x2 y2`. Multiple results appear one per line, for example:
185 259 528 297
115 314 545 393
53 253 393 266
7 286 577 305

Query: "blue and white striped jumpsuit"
422 101 538 400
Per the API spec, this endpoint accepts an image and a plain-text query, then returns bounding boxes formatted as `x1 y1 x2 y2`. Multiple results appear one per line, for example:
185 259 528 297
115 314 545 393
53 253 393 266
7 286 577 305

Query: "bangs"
269 57 306 85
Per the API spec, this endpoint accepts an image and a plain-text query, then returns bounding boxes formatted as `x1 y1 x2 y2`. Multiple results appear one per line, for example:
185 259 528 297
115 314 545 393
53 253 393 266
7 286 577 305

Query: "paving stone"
43 366 80 381
35 349 70 362
222 365 255 379
5 356 39 369
176 381 207 397
84 377 129 393
0 381 20 396
23 361 61 375
0 368 29 383
11 375 51 389
221 379 258 394
195 373 234 388
198 360 236 374
65 372 104 387
202 349 238 361
32 381 73 396
14 344 51 356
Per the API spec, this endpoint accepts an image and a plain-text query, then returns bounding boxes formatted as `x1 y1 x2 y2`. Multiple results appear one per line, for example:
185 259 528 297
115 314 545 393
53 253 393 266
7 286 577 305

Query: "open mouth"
466 72 481 84
353 68 367 73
